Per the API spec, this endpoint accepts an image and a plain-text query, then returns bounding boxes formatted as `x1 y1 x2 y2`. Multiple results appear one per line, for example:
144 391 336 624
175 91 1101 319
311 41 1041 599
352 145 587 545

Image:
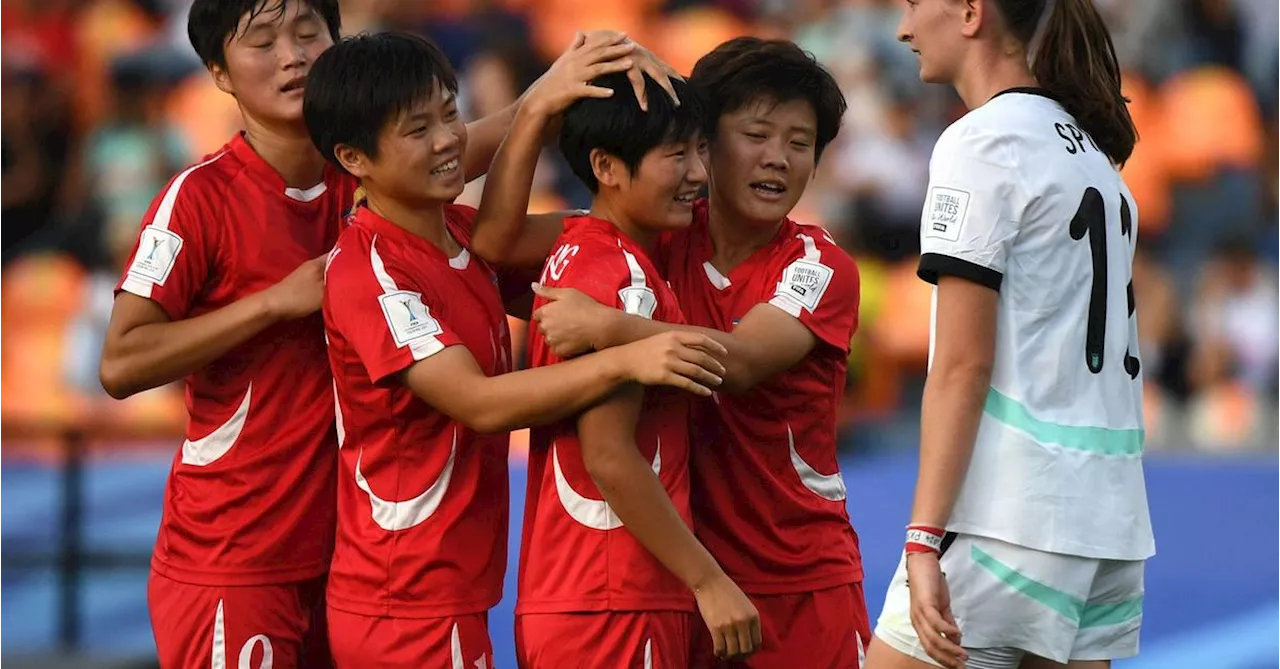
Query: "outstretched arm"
400 331 726 434
532 285 817 394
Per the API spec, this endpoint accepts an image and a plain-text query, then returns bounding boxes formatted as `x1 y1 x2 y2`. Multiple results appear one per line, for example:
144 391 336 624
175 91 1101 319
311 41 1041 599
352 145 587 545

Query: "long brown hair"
996 0 1137 166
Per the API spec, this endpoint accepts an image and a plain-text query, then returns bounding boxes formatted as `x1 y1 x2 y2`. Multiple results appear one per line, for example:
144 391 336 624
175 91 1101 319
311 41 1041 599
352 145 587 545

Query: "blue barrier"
2 450 1276 668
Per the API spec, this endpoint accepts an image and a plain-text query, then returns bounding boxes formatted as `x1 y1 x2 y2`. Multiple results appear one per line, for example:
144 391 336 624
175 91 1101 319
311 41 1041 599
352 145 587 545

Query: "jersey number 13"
1069 187 1140 380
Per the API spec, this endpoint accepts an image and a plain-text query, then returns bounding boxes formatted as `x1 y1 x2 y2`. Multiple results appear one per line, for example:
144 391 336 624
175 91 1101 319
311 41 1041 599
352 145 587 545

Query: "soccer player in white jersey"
865 2 1153 669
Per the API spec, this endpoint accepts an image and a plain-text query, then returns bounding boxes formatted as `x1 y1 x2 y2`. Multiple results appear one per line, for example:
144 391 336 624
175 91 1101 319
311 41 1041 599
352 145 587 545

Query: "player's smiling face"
707 97 817 228
351 80 467 205
897 0 967 84
213 1 334 127
615 134 709 233
629 133 711 232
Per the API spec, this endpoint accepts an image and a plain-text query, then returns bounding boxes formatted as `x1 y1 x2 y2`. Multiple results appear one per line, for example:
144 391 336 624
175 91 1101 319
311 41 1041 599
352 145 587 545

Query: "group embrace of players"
101 1 1153 668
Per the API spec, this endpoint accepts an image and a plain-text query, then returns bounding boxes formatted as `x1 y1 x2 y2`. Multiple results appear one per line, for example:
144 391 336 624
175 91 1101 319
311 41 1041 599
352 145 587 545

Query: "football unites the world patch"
777 259 834 313
924 186 971 243
378 290 443 347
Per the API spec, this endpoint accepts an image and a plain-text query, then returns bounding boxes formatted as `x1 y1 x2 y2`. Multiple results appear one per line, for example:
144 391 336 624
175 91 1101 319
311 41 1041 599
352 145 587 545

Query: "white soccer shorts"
874 533 1144 666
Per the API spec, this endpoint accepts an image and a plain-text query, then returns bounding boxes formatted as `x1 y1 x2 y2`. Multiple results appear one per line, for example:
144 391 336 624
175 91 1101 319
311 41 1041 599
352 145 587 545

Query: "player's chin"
425 170 466 200
272 96 307 126
917 65 948 85
662 199 697 227
432 181 466 202
738 192 795 224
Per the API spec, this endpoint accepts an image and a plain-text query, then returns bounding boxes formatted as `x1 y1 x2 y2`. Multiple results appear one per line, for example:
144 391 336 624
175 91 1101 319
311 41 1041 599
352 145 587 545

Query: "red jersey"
322 204 513 618
660 199 863 594
517 216 695 614
116 134 355 586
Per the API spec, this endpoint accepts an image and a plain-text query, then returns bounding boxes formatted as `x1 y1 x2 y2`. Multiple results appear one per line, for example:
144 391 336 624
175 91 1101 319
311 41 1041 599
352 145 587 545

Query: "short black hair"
690 37 846 163
188 0 341 70
559 73 708 193
304 32 459 170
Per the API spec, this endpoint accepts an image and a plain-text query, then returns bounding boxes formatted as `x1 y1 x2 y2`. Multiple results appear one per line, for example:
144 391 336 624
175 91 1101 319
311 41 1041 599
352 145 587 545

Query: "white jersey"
918 88 1154 561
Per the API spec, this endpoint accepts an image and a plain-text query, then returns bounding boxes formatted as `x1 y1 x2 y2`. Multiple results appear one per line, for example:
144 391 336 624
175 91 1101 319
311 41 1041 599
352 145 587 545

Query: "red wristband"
905 524 945 555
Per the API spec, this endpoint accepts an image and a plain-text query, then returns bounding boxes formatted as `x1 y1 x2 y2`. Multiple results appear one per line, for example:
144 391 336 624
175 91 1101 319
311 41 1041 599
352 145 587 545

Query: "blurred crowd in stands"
3 0 1276 451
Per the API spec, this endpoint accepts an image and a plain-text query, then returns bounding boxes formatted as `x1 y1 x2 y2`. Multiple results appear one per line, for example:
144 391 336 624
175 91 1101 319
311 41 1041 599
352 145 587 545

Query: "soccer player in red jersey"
97 1 676 666
303 34 728 668
531 39 867 668
493 72 760 668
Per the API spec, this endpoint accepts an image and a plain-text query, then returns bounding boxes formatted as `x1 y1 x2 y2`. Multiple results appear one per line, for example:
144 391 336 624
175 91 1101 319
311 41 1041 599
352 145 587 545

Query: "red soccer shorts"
327 607 493 669
515 610 693 668
690 582 870 669
148 570 331 669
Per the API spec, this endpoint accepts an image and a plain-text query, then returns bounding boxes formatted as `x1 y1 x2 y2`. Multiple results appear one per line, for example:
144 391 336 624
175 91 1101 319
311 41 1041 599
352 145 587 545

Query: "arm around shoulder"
716 240 860 393
99 172 320 398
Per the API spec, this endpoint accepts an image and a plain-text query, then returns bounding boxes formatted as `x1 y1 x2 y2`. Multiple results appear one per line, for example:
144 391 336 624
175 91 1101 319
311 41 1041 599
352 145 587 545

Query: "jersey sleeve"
115 168 220 320
916 125 1023 291
325 237 464 384
765 230 860 353
545 237 657 318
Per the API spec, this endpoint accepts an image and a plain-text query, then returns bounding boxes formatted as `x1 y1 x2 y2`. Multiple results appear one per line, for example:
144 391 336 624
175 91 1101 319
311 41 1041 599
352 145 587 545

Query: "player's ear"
589 148 620 189
210 63 235 96
961 0 983 38
334 144 371 179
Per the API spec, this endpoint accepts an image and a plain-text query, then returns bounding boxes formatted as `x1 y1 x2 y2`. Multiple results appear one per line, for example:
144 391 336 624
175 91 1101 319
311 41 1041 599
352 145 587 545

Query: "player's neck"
241 116 327 189
589 198 657 256
364 190 459 256
953 52 1038 111
705 195 781 271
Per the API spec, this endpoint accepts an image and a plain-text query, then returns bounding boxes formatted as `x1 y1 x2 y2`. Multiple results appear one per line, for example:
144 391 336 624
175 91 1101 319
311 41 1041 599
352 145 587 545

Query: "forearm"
462 102 518 182
909 362 993 527
100 293 279 399
458 349 633 433
584 392 724 591
603 314 760 392
471 106 552 265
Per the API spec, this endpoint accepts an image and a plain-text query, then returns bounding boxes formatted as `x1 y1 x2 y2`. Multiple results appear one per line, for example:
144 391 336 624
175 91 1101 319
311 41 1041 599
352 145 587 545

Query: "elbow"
462 405 516 435
718 370 756 396
98 360 136 400
718 360 766 395
409 380 514 434
463 218 516 266
468 238 507 266
583 447 627 487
